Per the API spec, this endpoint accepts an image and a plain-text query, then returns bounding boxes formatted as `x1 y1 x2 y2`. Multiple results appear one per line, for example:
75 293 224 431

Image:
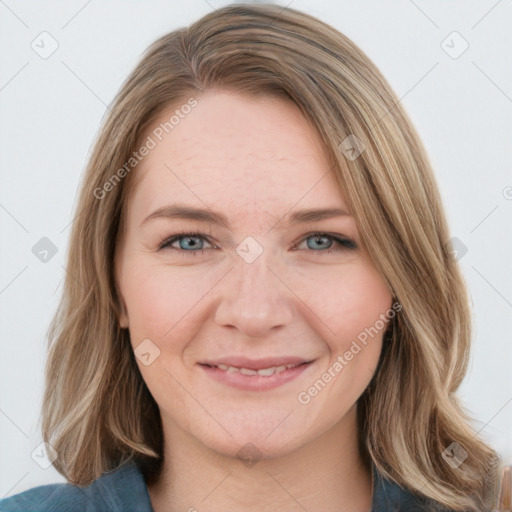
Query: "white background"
1 0 511 497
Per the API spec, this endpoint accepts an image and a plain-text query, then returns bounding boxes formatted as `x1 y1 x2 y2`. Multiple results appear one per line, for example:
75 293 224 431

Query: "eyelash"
157 231 357 256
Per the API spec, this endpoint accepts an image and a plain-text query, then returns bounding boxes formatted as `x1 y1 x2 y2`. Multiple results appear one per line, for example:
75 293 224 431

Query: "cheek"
125 272 174 336
338 284 391 347
308 272 390 404
296 261 392 342
120 259 219 341
299 263 391 392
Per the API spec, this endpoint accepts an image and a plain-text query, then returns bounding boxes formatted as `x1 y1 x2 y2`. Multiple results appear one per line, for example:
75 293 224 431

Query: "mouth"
197 357 314 391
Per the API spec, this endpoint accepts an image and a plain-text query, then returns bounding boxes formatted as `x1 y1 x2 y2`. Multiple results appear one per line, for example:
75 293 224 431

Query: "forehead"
127 90 349 224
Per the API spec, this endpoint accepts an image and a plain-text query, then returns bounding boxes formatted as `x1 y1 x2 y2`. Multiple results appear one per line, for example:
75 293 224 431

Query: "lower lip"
198 362 313 391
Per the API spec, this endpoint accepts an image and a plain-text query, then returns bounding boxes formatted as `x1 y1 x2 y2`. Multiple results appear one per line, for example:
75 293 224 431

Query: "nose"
214 251 295 338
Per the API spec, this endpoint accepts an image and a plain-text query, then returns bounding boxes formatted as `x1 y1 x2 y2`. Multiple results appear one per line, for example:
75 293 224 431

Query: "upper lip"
199 356 312 370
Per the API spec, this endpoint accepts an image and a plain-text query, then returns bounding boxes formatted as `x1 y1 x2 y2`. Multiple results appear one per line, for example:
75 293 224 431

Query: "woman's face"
115 90 392 459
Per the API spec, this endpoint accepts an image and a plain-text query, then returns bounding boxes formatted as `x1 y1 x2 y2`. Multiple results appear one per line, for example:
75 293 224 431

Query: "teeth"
240 367 258 375
213 362 302 376
257 367 275 376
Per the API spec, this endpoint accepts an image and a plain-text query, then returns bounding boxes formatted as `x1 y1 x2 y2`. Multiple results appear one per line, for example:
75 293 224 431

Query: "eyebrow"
140 204 352 229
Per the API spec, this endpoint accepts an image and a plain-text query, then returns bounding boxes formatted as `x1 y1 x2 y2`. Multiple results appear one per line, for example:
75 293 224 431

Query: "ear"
119 313 129 329
118 296 129 328
114 253 129 328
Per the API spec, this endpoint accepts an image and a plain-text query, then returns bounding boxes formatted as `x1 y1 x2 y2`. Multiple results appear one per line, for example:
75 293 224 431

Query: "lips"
198 357 314 391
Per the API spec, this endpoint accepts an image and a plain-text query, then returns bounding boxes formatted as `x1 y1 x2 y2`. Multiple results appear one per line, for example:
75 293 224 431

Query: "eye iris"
180 236 202 250
307 235 331 250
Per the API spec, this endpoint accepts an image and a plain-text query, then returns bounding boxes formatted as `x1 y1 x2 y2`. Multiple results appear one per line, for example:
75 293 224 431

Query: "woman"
0 3 502 511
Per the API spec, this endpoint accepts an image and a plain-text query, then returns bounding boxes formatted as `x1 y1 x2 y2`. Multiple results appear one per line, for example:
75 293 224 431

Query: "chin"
194 414 314 464
207 434 300 464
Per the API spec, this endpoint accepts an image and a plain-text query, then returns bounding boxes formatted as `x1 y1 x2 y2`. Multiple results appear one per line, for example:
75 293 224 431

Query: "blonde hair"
41 3 501 510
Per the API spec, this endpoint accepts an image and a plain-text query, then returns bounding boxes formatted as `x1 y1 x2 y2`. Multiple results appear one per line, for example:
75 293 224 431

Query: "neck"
147 406 373 512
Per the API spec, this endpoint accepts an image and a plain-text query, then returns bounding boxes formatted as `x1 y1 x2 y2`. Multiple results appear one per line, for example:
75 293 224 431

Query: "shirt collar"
108 459 447 512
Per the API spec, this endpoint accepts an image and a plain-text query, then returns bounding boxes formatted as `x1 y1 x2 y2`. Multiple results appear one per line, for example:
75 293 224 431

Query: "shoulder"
371 465 480 512
0 482 88 512
0 460 153 512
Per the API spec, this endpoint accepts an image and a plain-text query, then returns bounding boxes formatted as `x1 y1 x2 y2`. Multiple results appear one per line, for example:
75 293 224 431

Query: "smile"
198 360 314 391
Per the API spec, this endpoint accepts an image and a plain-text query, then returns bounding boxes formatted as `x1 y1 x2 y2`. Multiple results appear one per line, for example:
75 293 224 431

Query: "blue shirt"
0 460 465 511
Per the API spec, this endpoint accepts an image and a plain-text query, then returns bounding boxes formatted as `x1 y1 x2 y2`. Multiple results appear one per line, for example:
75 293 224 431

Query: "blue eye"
158 232 212 255
157 232 356 255
298 232 357 253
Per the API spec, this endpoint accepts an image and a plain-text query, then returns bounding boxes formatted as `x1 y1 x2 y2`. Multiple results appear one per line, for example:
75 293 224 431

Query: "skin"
115 90 393 512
